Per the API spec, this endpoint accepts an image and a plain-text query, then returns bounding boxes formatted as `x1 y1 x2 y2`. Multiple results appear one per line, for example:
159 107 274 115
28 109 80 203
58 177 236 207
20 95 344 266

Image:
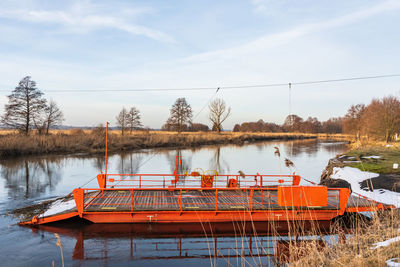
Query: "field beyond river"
0 129 350 159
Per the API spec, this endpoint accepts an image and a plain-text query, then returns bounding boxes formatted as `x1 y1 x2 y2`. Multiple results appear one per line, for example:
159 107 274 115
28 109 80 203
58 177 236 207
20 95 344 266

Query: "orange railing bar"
98 173 300 189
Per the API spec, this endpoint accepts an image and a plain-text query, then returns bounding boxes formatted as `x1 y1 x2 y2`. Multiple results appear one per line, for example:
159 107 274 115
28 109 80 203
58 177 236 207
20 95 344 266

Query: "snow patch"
372 236 400 249
362 156 381 159
330 167 400 208
387 258 400 267
40 198 76 218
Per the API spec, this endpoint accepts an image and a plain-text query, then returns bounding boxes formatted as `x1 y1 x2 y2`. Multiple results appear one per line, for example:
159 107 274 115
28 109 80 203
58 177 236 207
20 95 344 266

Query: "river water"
0 139 347 266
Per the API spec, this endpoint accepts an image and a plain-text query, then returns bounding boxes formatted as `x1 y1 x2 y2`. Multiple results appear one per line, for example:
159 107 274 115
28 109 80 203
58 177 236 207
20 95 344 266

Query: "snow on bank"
362 155 381 159
387 258 400 267
372 236 400 249
330 167 400 208
40 198 76 218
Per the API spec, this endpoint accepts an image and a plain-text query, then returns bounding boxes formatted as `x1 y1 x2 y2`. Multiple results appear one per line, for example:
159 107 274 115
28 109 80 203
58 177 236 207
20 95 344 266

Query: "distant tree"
283 114 303 132
209 98 231 133
189 123 209 132
342 104 365 138
362 96 400 142
91 123 105 137
321 117 343 133
43 100 64 135
301 117 321 133
263 122 283 132
116 107 128 135
1 76 47 135
126 107 142 133
233 120 283 133
233 124 241 132
165 98 192 132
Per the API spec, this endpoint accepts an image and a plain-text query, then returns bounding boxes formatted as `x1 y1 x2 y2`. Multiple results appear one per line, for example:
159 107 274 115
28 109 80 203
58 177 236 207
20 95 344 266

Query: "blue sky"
0 0 399 128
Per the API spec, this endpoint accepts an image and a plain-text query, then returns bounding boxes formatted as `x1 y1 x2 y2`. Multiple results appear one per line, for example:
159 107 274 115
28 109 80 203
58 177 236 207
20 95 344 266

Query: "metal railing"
76 187 344 213
97 173 301 189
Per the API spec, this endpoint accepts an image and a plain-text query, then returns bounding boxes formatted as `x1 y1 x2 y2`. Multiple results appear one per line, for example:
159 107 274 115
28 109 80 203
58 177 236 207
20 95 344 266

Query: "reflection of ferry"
20 124 393 225
34 220 334 263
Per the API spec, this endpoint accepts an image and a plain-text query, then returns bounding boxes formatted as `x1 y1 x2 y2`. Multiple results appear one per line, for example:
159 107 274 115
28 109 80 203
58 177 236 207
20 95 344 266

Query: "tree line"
233 116 343 134
117 97 232 134
342 96 400 141
2 76 399 141
233 95 400 141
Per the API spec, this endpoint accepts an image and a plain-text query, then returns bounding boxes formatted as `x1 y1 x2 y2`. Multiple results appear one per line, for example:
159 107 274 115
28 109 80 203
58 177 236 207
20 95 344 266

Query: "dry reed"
0 131 322 159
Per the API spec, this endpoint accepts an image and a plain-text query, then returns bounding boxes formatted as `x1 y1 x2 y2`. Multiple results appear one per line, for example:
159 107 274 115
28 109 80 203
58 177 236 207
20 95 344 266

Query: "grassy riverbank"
310 141 400 266
0 130 329 159
345 142 400 174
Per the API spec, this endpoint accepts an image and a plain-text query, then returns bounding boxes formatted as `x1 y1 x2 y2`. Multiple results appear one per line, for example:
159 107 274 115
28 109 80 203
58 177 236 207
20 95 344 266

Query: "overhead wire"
192 87 220 121
1 73 399 93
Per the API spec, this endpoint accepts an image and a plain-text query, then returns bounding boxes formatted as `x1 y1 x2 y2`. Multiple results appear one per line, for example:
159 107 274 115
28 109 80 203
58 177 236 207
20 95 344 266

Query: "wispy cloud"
186 0 400 62
0 1 175 43
249 0 269 13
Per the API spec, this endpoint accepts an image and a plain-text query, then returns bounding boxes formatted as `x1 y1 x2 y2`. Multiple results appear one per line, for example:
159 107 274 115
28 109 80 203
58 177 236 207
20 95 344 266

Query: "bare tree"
165 98 192 132
343 104 365 138
116 107 128 135
2 76 47 135
362 96 400 142
44 100 64 135
32 114 47 135
126 107 142 133
209 98 231 133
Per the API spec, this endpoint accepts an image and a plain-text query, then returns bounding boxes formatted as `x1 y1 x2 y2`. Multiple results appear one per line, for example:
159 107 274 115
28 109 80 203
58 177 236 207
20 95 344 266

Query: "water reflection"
0 140 348 203
0 157 63 199
92 156 105 172
117 153 143 174
166 149 192 175
0 140 349 267
34 220 334 266
284 139 320 158
209 147 230 174
283 139 347 158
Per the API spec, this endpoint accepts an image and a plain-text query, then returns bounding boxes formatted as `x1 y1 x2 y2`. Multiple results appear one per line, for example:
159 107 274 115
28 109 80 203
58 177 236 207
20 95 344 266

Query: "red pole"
105 122 108 176
179 189 183 211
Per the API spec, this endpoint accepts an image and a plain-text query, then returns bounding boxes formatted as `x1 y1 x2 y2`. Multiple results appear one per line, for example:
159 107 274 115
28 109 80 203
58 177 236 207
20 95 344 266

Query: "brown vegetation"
233 96 400 143
233 116 343 134
290 210 400 266
0 130 321 159
343 96 400 142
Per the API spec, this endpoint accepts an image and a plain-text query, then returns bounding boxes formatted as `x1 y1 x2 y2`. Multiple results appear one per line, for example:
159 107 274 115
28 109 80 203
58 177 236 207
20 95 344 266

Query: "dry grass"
0 130 326 158
290 210 400 266
207 210 400 266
